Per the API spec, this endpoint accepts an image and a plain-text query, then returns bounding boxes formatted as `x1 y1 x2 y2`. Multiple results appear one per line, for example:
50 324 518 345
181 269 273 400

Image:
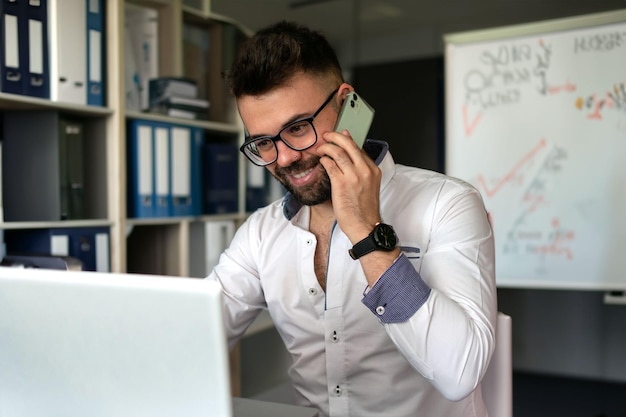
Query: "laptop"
0 266 233 417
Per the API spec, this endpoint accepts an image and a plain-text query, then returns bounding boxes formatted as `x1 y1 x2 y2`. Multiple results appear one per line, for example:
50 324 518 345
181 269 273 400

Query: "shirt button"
308 288 318 295
376 306 385 315
331 330 339 342
334 385 342 396
305 239 313 246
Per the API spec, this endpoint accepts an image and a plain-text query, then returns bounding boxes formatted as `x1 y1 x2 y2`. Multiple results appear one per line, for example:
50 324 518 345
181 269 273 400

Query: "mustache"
274 156 322 177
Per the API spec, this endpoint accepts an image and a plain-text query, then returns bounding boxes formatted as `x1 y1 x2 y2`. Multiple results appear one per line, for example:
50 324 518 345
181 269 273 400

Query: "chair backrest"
482 312 513 417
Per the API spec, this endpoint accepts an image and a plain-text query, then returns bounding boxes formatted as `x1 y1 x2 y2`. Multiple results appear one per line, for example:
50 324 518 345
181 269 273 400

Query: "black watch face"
373 224 397 250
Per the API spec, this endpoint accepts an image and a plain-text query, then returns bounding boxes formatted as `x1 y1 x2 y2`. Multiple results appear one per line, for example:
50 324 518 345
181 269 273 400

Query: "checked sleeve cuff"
361 254 431 323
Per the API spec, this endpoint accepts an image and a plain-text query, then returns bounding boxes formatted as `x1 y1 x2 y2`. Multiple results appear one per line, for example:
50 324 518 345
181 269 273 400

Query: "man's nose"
274 139 300 167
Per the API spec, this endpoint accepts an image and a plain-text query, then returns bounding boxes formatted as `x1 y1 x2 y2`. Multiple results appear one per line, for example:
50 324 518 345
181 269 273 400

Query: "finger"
318 144 355 174
324 130 360 152
327 130 375 167
318 155 339 177
319 131 365 167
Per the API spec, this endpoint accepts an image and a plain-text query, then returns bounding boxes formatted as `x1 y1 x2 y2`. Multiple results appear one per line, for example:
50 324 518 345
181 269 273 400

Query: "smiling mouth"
275 156 323 186
291 168 314 179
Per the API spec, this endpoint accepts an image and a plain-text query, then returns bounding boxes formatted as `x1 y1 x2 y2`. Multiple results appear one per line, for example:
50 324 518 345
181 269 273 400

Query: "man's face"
238 75 340 206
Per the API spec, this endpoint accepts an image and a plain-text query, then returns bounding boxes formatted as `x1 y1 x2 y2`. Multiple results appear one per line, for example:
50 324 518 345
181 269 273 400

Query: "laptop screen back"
0 267 232 417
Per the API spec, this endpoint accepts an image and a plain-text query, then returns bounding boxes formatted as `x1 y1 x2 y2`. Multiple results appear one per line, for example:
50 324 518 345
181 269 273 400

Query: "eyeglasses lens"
244 120 317 166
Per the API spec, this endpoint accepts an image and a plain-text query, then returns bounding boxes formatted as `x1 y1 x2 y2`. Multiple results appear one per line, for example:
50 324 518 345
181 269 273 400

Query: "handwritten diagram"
458 37 626 138
575 80 626 120
446 17 626 288
475 138 574 265
476 138 547 198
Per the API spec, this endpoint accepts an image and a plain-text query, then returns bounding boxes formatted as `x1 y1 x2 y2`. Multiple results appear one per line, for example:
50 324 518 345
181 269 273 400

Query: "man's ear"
337 83 355 104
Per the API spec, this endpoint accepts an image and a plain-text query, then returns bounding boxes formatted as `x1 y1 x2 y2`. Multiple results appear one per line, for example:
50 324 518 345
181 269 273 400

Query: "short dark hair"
226 21 343 97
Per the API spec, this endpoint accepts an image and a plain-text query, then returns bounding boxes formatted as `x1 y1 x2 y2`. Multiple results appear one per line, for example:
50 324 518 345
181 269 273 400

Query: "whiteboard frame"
444 9 626 45
444 9 626 291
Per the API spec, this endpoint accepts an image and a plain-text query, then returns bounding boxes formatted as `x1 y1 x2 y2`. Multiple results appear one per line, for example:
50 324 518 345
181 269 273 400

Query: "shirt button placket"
325 316 347 415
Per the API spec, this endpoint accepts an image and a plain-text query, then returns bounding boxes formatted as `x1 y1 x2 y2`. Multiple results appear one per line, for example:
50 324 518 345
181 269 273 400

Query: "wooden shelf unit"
0 0 251 277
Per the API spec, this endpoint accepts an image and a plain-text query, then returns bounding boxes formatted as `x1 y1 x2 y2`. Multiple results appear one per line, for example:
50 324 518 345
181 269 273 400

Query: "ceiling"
211 0 625 63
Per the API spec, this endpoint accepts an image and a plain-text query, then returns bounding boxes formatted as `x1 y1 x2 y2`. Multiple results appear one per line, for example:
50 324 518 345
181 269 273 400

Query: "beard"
272 156 331 206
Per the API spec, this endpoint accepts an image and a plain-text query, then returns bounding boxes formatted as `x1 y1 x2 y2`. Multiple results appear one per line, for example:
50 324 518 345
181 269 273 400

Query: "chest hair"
309 220 334 292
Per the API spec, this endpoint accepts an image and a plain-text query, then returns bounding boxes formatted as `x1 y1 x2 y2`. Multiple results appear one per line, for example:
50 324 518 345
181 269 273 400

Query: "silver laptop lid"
0 267 232 417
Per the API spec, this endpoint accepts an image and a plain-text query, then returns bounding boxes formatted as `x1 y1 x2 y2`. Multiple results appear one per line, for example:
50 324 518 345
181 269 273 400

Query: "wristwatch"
349 223 398 260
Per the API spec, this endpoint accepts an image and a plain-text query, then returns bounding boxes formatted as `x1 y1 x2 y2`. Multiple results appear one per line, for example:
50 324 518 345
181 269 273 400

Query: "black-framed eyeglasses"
239 88 339 166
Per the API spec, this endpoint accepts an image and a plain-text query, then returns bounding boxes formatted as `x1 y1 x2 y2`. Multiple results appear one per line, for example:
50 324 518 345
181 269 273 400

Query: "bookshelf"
0 0 254 276
0 0 121 269
0 0 279 398
121 0 255 278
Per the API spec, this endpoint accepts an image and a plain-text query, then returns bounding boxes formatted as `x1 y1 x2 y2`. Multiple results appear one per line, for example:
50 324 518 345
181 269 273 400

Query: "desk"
233 397 319 417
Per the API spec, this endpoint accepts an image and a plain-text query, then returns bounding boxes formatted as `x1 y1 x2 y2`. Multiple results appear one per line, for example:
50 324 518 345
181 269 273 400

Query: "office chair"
482 312 513 417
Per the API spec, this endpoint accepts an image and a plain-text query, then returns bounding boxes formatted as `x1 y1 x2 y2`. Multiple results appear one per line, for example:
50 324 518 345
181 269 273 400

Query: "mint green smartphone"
334 91 375 148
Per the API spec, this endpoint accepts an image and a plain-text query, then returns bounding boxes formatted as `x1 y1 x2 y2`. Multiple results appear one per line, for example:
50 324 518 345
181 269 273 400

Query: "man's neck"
309 201 335 228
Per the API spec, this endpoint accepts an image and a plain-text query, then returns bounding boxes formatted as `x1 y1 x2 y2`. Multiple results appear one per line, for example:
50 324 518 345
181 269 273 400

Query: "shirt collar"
282 139 391 220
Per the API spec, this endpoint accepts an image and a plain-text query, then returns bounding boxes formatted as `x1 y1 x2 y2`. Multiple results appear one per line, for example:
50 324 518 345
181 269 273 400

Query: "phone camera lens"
350 100 355 108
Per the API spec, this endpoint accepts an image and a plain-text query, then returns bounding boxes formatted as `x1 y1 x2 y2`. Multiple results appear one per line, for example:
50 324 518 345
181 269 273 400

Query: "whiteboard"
444 10 626 290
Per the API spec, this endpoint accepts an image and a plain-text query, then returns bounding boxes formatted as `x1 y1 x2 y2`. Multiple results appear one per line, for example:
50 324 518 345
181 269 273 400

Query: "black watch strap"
349 235 377 260
349 223 397 260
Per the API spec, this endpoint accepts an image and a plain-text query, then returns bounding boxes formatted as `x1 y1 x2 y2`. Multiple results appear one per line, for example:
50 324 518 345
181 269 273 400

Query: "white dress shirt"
208 140 497 417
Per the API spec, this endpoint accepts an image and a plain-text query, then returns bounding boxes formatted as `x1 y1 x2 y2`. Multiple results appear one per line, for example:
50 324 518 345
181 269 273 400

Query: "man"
209 21 497 417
